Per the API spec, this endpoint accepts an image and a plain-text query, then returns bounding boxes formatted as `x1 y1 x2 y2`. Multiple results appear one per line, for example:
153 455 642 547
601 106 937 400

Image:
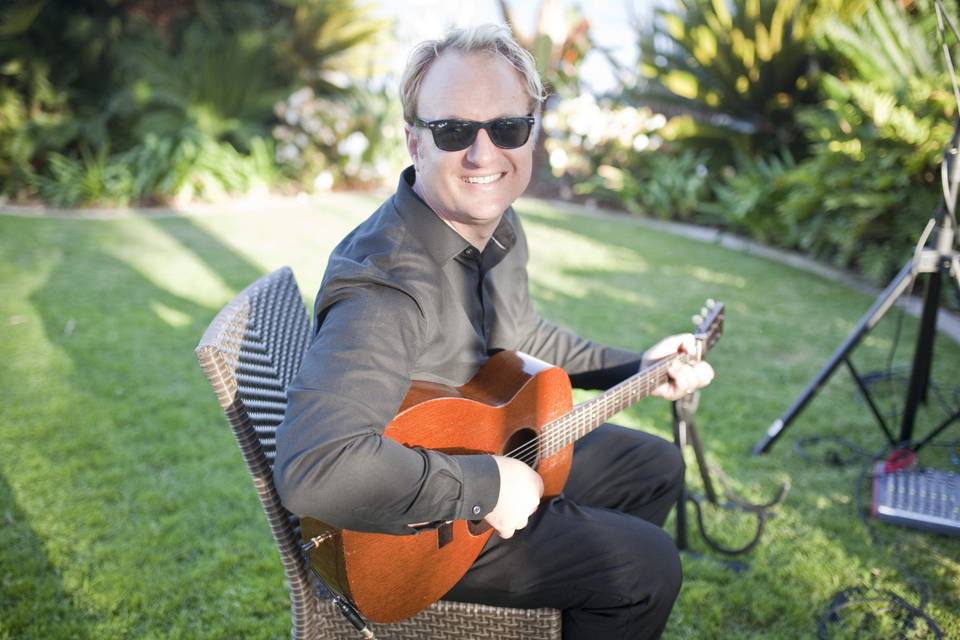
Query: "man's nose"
465 127 497 165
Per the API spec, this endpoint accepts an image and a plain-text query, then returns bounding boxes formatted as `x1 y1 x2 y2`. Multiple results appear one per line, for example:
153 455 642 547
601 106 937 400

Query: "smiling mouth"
462 173 505 185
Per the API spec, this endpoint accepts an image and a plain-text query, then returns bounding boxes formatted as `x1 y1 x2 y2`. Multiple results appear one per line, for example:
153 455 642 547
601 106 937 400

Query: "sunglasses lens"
489 118 531 149
433 121 479 152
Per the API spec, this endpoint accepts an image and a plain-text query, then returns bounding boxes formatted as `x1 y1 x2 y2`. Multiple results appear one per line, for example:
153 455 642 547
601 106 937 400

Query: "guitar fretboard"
533 355 689 459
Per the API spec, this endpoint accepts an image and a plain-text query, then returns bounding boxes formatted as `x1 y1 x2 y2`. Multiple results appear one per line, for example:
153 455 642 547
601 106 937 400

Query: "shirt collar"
393 165 517 267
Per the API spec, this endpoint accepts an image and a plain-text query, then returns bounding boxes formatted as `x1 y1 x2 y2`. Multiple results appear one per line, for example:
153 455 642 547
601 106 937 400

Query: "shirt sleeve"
507 216 643 390
273 284 500 535
514 316 643 390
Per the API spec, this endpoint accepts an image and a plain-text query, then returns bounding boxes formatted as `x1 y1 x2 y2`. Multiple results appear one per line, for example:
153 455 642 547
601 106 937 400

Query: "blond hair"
400 24 546 124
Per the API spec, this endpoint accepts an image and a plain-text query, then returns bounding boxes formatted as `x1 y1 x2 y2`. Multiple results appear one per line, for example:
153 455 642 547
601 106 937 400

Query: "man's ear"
404 124 420 169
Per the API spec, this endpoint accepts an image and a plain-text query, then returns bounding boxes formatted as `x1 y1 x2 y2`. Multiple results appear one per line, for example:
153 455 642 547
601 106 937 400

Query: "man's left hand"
642 333 714 401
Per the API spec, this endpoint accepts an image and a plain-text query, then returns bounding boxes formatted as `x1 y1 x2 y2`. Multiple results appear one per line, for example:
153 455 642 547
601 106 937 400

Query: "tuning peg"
692 314 704 325
700 306 708 317
706 299 716 308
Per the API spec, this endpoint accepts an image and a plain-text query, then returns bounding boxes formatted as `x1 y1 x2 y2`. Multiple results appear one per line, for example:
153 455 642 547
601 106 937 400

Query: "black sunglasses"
412 115 536 152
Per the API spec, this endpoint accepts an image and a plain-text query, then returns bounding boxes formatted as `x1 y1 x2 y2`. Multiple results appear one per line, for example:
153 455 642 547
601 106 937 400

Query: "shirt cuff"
454 454 500 520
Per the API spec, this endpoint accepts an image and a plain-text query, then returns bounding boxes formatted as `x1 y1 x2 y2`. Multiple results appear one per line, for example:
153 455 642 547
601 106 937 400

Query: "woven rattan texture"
196 267 561 639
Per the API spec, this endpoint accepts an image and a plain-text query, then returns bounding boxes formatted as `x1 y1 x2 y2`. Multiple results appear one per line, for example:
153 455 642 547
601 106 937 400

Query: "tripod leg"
899 266 945 444
752 259 918 454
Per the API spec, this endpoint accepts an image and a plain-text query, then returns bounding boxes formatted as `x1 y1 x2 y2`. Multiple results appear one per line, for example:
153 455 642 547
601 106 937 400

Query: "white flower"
648 113 667 130
549 147 569 172
338 131 369 159
313 171 334 191
276 143 300 163
288 87 314 109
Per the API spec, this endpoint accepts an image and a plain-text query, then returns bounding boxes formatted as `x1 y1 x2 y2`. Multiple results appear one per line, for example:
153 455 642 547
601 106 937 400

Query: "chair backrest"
195 266 322 639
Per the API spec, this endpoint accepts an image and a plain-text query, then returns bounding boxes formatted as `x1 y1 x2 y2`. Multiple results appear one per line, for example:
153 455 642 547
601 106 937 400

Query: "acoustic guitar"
301 300 724 623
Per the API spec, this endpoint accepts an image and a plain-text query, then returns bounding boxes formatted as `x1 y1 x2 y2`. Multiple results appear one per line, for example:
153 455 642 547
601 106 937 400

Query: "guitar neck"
538 355 684 457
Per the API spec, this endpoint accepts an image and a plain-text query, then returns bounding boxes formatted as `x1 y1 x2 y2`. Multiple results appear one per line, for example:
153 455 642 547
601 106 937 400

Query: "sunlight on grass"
150 301 193 328
108 221 237 307
686 264 749 288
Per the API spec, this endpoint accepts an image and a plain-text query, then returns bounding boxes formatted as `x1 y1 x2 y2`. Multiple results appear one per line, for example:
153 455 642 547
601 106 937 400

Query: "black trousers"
445 424 685 640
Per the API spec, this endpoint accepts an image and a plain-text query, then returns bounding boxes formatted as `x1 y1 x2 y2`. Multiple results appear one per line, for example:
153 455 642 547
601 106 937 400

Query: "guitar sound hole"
465 427 539 537
503 427 539 470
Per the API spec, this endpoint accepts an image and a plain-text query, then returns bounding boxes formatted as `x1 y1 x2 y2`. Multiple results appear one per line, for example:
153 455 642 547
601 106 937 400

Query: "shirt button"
464 247 478 259
472 504 482 516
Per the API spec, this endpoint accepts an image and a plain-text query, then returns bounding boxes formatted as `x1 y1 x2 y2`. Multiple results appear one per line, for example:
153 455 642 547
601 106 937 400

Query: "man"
274 24 714 640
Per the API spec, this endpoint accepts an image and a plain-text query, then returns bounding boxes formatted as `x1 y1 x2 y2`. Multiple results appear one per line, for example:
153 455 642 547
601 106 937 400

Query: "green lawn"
2 193 958 639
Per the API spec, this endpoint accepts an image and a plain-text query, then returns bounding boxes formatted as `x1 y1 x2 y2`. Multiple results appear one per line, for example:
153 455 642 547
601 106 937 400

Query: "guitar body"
301 351 574 623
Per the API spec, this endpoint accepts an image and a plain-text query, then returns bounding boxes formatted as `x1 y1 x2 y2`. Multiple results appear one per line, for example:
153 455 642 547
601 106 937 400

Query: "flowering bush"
273 86 408 191
543 94 666 180
542 94 710 219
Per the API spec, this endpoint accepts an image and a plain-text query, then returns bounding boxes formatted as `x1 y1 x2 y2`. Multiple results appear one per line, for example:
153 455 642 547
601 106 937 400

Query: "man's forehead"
415 50 530 119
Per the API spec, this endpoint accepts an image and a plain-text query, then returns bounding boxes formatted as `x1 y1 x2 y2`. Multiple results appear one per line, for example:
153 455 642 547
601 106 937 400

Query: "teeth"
463 174 501 184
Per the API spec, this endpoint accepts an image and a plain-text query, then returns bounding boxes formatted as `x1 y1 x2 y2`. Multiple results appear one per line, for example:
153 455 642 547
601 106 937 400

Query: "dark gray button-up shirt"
274 167 642 535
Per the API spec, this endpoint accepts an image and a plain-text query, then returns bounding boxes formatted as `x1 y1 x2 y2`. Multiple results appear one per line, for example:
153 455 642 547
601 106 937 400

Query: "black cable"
853 365 960 425
816 586 944 640
708 462 791 511
682 462 788 556
686 494 768 556
885 298 908 377
301 542 378 639
794 435 868 467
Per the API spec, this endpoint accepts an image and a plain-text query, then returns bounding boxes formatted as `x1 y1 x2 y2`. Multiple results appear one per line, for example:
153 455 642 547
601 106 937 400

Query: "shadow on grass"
147 214 267 293
0 472 95 638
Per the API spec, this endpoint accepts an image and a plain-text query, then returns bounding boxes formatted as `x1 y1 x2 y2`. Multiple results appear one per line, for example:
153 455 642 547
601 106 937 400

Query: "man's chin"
464 203 512 223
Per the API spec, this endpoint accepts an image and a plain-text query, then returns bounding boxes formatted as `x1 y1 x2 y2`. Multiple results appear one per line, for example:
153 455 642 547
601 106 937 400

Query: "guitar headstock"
692 299 724 356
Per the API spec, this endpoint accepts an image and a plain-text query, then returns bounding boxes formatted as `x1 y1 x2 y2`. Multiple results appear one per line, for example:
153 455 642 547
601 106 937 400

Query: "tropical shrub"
622 0 955 282
639 150 713 220
117 24 284 148
576 149 712 220
0 0 121 197
30 146 132 207
627 0 855 159
543 93 712 219
543 94 661 205
272 85 407 190
496 0 591 97
784 0 953 280
0 0 386 206
699 151 796 236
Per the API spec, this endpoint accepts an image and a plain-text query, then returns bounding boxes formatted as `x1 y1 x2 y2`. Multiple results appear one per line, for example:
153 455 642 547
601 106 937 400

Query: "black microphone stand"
752 122 960 455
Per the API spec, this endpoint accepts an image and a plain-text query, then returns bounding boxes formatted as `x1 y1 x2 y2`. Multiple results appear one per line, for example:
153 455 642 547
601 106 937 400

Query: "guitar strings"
509 347 706 466
506 357 674 466
497 310 721 467
500 355 679 467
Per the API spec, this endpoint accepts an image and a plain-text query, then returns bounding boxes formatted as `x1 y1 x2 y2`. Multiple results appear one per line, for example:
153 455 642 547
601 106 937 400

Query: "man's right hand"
483 455 544 539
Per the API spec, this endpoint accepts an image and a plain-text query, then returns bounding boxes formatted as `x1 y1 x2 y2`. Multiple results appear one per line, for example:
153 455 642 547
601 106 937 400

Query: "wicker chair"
195 267 562 640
